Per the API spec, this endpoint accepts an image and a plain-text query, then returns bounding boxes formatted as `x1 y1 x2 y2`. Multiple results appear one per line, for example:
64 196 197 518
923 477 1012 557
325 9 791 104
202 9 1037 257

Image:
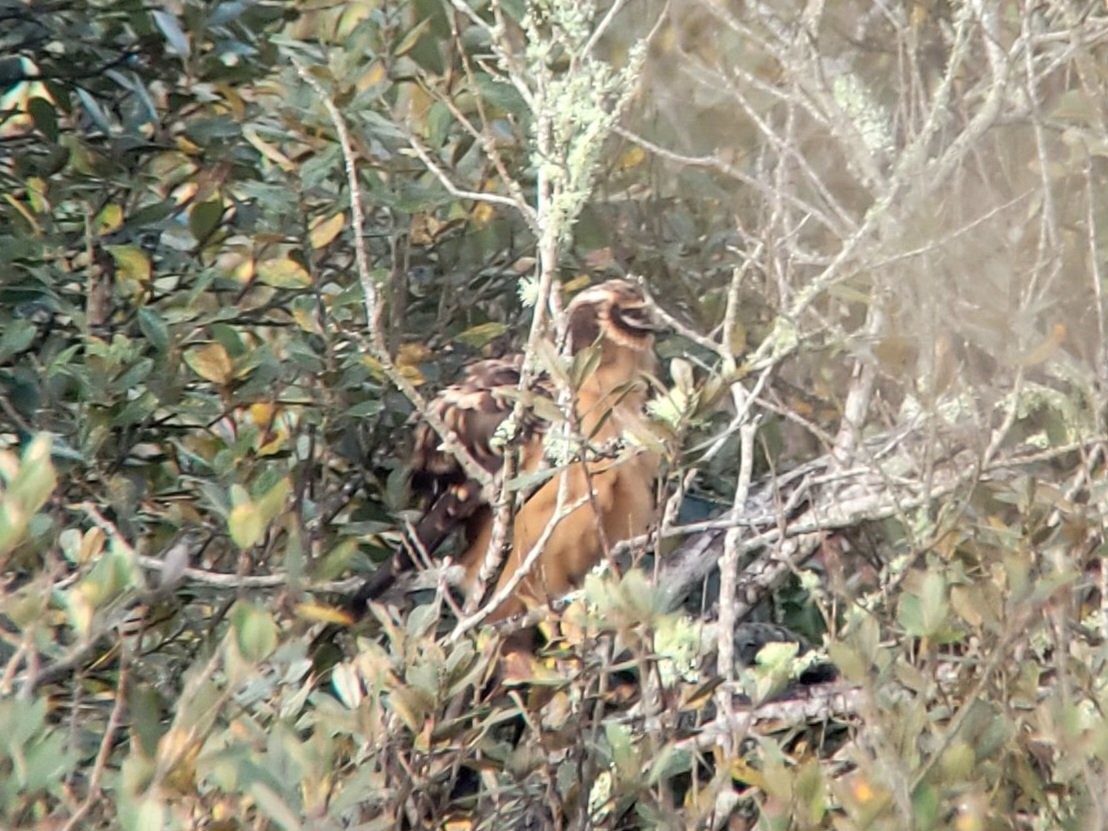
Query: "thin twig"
60 640 130 831
294 60 494 494
450 489 591 640
407 135 538 226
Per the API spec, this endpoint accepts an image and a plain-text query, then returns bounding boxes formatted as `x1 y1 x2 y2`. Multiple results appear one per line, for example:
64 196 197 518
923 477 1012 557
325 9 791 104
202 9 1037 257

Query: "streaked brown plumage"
353 279 660 620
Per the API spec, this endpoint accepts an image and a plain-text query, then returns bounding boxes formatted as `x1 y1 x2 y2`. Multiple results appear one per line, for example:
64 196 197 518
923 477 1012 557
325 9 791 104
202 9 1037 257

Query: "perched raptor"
353 279 660 622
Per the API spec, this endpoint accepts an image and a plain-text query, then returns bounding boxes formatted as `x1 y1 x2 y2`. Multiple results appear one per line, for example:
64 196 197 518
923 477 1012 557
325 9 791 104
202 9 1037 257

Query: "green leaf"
344 399 384 418
898 594 924 637
75 87 112 134
939 740 976 780
130 796 168 831
138 307 170 353
250 782 303 831
232 600 278 662
405 603 439 640
112 390 158 427
604 722 637 779
27 96 58 142
754 639 800 670
476 72 527 117
189 200 224 243
114 356 154 392
899 572 950 639
919 571 949 634
393 17 432 57
0 318 36 362
646 744 691 785
152 9 191 56
795 759 827 824
0 434 57 555
255 477 291 527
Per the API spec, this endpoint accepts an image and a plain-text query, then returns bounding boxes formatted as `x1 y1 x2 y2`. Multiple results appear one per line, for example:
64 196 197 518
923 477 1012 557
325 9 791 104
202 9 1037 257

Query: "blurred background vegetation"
2 0 1107 828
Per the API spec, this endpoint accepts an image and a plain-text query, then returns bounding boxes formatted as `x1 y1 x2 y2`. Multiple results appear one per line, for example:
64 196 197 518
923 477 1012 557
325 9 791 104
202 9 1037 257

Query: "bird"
352 278 661 623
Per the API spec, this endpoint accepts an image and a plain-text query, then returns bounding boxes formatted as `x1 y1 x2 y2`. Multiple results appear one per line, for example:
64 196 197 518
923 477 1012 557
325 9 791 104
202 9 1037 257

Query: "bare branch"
294 60 495 495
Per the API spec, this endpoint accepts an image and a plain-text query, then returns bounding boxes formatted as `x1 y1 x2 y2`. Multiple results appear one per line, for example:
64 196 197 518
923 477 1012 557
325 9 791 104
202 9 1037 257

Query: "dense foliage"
2 1 1108 828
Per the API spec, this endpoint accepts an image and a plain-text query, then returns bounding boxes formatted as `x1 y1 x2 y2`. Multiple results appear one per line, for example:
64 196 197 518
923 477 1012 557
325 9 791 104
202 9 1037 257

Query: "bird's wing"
410 356 523 499
409 355 556 554
353 356 539 610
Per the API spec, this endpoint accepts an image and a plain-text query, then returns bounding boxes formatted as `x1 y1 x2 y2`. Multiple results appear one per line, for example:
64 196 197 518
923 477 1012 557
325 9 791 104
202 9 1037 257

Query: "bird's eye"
611 303 658 334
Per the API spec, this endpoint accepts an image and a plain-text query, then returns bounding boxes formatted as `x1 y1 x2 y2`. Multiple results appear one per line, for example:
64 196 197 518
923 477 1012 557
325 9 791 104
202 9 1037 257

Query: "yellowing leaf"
0 434 57 556
851 776 877 803
292 305 322 335
27 176 47 201
563 274 593 293
257 256 311 288
235 256 255 283
173 133 202 155
247 404 287 452
729 757 767 789
257 427 288 456
80 527 106 564
309 212 345 249
107 244 152 283
296 602 355 625
397 342 432 366
4 192 41 233
394 343 428 385
617 145 646 170
255 478 291 526
357 60 388 92
399 364 425 385
242 125 295 172
184 342 234 385
455 322 507 348
249 402 276 425
406 83 432 123
472 202 496 226
229 500 264 548
68 590 93 637
409 213 448 245
96 203 124 235
361 354 385 376
390 686 431 733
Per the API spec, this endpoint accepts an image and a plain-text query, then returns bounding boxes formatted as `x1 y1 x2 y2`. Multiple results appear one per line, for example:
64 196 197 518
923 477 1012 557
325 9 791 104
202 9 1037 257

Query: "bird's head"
565 279 659 356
